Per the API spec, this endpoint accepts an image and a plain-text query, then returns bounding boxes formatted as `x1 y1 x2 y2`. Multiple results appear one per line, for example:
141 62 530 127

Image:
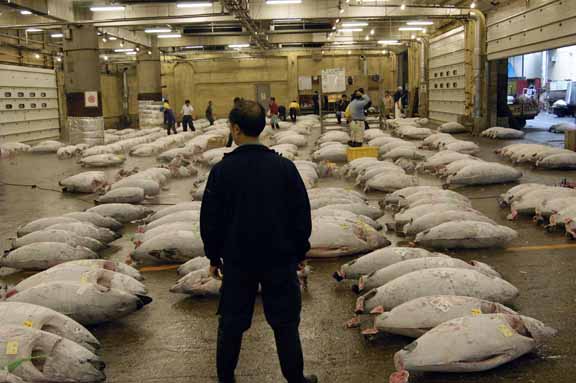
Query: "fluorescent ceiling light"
158 34 182 38
126 52 137 55
229 44 250 48
90 6 125 12
266 0 302 4
339 28 363 32
114 48 134 52
378 40 401 45
108 36 117 40
332 41 355 45
177 2 212 8
399 27 424 31
26 28 42 32
20 10 32 15
185 45 204 49
407 21 434 25
51 33 63 38
145 28 172 33
274 18 302 23
341 22 368 27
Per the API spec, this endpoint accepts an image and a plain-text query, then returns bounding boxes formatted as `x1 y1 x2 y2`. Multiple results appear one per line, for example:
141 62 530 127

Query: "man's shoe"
304 375 318 383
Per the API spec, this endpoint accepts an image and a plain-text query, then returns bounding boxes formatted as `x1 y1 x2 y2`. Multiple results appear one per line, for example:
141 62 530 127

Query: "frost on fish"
1 243 98 271
392 314 556 375
131 230 204 266
0 302 99 352
307 216 390 258
415 221 518 249
367 295 517 338
0 326 106 382
356 268 519 313
51 259 143 281
7 281 151 325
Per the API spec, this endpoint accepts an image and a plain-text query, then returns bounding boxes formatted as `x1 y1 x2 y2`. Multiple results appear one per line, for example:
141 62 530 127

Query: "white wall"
549 45 576 81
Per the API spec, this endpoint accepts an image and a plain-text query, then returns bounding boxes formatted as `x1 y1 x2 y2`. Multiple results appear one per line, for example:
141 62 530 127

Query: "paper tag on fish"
471 309 482 316
5 342 18 355
498 324 514 337
430 297 452 313
23 320 33 328
80 273 89 284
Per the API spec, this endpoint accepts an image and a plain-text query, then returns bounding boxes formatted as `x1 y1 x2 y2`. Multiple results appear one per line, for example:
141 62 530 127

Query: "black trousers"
226 134 233 148
217 265 305 383
165 121 176 135
290 108 297 123
182 115 195 131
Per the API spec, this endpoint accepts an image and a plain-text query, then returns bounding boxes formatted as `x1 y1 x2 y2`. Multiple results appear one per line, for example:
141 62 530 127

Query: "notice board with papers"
321 68 346 94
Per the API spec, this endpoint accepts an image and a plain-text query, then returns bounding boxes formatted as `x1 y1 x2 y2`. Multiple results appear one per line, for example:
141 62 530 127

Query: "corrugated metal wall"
487 0 576 60
0 64 60 143
428 26 467 123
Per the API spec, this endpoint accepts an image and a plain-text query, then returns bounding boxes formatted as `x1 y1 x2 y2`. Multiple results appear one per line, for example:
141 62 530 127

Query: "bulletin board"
298 76 312 91
321 68 346 94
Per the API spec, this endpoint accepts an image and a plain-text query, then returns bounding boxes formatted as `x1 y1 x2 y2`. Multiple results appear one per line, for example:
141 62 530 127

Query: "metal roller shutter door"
428 26 467 123
0 64 60 143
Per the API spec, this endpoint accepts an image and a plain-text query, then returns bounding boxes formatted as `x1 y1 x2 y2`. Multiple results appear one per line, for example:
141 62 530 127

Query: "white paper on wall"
321 68 346 94
298 76 312 90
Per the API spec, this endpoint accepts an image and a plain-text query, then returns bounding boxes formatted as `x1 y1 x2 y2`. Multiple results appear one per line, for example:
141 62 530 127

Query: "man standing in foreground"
348 90 371 147
200 100 317 383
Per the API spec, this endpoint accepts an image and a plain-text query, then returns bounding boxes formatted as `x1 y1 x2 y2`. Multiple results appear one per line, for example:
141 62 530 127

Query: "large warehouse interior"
0 1 576 383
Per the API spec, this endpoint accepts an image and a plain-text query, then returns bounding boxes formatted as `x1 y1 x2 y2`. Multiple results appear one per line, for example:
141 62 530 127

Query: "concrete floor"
1 125 575 383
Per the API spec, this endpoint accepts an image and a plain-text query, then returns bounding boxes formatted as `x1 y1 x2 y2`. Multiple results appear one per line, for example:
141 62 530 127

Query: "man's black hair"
229 100 266 137
185 99 190 103
342 94 348 98
270 97 276 101
358 88 365 94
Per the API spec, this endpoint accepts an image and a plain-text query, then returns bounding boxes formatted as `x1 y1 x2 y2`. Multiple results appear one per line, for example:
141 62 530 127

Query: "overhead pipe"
469 8 487 134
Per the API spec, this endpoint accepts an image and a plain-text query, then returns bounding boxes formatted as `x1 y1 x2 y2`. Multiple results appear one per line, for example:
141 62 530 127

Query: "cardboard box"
565 129 576 152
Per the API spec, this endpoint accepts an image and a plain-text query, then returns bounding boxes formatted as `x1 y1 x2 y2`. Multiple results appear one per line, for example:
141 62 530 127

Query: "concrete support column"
137 38 163 128
63 25 104 144
488 58 510 128
407 43 420 117
287 53 299 102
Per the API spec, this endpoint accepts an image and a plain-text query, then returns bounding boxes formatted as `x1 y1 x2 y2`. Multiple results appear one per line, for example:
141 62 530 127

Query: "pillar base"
67 116 104 145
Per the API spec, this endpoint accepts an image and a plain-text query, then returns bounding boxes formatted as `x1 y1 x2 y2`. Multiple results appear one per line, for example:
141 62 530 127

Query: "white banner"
298 76 312 90
321 68 346 94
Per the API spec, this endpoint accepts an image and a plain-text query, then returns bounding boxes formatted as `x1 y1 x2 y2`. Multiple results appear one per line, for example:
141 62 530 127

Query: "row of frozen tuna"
497 143 576 169
384 186 518 249
332 246 555 379
500 183 576 237
343 157 419 193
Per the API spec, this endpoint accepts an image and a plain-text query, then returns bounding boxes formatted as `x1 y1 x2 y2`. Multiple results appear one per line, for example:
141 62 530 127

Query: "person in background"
201 99 317 383
312 91 319 115
358 88 372 130
181 100 195 132
279 105 287 121
163 99 177 135
206 100 215 126
393 86 403 119
226 97 243 147
383 91 394 119
269 97 280 130
348 90 371 147
336 94 349 125
289 100 301 123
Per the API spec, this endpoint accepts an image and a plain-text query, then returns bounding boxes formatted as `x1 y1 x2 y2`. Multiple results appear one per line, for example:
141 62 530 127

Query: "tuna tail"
136 294 153 309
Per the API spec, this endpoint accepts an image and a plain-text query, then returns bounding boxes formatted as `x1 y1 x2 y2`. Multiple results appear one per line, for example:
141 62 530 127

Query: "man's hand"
210 265 222 280
297 261 306 271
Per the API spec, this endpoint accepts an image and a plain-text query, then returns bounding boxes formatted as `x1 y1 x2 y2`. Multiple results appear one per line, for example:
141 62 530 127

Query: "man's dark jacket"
200 144 312 270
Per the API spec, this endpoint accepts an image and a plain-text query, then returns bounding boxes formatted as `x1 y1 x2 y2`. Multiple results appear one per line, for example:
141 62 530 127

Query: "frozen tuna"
356 268 519 313
446 163 522 186
177 257 211 276
307 216 390 258
86 204 153 223
0 302 99 351
143 210 200 230
11 230 105 253
96 187 146 204
16 217 80 237
415 221 517 249
481 127 525 139
403 211 495 236
145 202 202 223
63 212 123 231
0 243 98 271
365 173 419 193
30 140 64 153
366 295 517 338
80 154 126 167
333 247 445 281
130 230 204 265
59 172 108 193
0 326 105 382
7 281 151 325
111 178 160 197
357 257 500 293
51 259 143 281
392 314 556 376
47 222 119 244
9 267 147 297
